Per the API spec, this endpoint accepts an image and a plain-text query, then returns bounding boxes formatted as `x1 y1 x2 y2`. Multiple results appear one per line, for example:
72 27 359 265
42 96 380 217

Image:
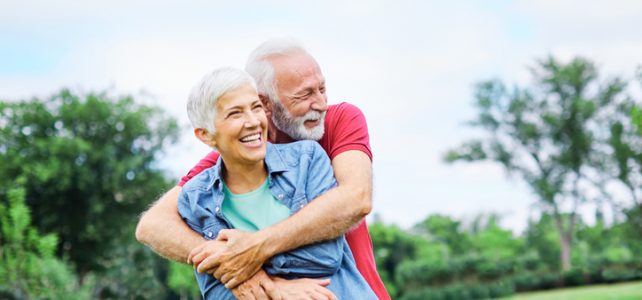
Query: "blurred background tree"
0 89 179 297
0 178 92 299
445 57 629 271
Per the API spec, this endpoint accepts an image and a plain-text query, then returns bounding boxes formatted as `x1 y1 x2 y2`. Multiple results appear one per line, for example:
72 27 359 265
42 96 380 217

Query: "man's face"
269 52 328 141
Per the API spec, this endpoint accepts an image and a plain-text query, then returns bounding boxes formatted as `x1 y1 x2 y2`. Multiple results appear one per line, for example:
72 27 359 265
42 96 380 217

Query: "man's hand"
187 239 226 266
192 229 270 289
272 277 337 300
231 270 279 300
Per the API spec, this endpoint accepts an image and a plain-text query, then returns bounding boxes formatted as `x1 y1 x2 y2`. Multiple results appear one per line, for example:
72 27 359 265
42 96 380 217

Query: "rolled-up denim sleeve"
177 189 202 233
265 237 343 277
265 142 343 277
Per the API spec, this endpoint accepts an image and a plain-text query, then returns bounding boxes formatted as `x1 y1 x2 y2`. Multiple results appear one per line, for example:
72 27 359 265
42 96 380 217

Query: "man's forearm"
135 186 203 262
259 184 369 257
258 150 373 257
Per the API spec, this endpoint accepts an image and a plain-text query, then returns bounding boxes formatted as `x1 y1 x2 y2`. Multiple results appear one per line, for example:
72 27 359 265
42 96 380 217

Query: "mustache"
300 110 325 121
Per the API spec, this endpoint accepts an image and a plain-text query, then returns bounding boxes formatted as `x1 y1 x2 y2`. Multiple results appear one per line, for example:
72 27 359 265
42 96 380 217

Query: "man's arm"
135 186 204 262
263 149 373 250
137 187 296 300
199 150 372 288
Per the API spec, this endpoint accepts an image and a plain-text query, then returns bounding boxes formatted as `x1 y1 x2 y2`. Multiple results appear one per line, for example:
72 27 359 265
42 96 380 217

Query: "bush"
512 272 542 292
602 268 640 283
488 280 515 298
562 268 587 286
400 281 514 300
0 183 92 299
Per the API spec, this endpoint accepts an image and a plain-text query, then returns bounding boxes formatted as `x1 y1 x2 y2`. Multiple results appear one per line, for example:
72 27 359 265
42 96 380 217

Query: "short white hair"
187 67 257 133
245 38 309 104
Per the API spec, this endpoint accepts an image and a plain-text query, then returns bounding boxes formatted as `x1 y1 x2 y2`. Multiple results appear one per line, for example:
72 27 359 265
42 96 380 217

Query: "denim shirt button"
215 206 220 213
278 194 284 199
207 231 213 238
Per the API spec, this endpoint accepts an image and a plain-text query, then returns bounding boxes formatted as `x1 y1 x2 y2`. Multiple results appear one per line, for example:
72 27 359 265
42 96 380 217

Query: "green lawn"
503 281 642 300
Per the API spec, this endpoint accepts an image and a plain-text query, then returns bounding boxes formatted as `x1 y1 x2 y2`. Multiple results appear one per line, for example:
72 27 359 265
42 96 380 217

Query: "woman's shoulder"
181 166 218 192
271 140 322 154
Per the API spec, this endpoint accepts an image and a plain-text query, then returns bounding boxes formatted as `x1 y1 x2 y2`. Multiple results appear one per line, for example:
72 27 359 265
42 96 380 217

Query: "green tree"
470 216 523 261
446 57 624 271
0 179 92 299
0 89 179 282
370 220 430 298
412 214 472 256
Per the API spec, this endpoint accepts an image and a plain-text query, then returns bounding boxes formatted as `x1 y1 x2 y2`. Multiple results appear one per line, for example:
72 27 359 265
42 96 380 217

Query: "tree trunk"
559 232 572 271
553 207 573 271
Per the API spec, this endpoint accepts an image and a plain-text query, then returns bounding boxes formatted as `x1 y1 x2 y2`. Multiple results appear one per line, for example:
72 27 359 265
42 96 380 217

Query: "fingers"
197 254 222 273
260 279 281 300
308 278 331 287
187 242 207 264
309 290 331 300
225 275 242 290
219 270 232 284
189 249 212 268
259 276 281 300
316 286 337 300
251 284 269 300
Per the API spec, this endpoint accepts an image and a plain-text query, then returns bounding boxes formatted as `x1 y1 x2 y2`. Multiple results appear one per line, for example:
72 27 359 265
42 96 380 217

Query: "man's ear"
259 94 273 119
194 128 216 148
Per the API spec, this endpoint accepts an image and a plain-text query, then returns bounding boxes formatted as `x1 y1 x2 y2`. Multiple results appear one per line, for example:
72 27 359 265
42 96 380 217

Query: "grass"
503 281 642 300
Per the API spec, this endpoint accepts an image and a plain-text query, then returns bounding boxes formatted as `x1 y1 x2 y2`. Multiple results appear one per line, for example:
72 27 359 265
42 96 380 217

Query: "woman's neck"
222 160 268 194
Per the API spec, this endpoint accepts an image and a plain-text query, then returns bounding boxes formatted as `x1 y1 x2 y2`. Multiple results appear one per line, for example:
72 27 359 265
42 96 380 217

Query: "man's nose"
310 92 328 112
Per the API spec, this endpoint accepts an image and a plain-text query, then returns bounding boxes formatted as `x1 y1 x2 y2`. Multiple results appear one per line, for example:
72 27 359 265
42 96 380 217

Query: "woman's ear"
194 128 217 148
259 94 273 119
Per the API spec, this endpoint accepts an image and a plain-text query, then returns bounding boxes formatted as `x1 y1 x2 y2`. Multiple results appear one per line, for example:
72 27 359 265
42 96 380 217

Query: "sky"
2 0 642 232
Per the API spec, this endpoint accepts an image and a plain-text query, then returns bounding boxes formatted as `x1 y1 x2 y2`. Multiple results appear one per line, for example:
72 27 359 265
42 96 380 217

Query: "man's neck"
222 161 267 194
268 127 296 144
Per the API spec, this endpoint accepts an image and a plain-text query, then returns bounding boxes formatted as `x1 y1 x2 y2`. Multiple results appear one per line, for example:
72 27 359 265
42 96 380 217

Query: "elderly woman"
178 67 377 300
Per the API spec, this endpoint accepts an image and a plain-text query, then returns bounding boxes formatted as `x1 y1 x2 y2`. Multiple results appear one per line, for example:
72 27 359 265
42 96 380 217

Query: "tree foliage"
0 89 179 280
445 56 631 271
0 179 92 299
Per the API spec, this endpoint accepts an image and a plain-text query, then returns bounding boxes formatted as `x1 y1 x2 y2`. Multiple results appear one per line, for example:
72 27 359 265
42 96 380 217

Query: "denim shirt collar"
206 142 288 190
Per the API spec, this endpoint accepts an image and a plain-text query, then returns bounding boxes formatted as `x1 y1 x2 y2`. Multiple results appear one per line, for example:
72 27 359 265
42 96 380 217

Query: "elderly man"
136 39 390 300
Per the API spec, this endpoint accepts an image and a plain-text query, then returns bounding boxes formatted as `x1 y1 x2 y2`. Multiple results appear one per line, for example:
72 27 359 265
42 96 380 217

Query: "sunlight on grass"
504 281 642 300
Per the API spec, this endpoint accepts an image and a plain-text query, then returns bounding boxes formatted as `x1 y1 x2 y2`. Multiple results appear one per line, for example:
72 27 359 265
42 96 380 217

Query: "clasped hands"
187 229 337 300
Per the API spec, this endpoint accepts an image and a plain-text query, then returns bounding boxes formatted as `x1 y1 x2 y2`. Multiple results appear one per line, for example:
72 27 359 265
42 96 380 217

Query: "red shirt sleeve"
321 102 373 161
178 151 220 186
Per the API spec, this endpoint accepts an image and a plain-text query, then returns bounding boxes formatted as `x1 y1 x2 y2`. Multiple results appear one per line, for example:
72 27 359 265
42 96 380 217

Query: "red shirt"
179 102 390 300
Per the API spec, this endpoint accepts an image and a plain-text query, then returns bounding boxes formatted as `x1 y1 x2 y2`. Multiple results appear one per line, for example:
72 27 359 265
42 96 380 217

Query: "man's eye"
227 111 240 118
253 104 264 111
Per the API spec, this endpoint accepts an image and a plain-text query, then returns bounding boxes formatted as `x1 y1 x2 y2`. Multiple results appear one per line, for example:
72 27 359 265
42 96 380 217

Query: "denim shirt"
178 141 377 300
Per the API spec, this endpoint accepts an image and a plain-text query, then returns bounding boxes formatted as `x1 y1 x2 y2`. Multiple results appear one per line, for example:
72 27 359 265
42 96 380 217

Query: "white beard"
271 100 325 141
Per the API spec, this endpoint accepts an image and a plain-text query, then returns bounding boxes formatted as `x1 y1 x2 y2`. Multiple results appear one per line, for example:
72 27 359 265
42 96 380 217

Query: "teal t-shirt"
221 179 291 232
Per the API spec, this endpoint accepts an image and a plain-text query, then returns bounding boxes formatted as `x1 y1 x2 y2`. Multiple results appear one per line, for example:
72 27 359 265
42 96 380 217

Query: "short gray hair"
244 38 309 104
187 67 257 133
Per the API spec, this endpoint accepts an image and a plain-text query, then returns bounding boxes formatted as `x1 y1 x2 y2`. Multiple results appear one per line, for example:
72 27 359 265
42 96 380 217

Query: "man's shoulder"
326 102 367 128
328 102 364 116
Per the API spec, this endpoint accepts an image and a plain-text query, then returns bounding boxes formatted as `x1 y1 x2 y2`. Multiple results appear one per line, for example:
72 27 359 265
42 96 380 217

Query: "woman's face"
209 84 268 167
